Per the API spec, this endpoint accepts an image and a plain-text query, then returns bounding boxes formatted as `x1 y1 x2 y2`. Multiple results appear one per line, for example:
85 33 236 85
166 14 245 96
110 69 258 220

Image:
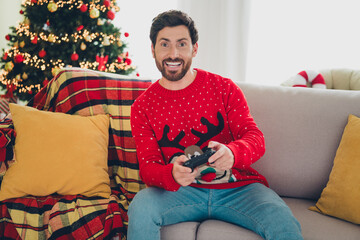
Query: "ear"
151 44 155 58
192 42 198 58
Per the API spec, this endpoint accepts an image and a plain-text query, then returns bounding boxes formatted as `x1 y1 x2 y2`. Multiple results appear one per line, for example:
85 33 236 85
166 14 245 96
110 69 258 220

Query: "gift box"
0 96 17 119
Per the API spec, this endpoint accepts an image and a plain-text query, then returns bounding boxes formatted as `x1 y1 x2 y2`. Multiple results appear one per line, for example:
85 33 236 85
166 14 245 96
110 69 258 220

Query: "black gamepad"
183 149 216 172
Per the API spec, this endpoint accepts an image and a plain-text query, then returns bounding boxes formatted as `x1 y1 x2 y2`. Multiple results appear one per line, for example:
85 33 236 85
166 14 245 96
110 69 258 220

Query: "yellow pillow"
0 104 111 201
309 114 360 224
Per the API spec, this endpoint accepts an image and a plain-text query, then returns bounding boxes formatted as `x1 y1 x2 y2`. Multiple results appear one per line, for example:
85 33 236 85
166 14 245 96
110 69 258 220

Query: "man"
128 10 303 240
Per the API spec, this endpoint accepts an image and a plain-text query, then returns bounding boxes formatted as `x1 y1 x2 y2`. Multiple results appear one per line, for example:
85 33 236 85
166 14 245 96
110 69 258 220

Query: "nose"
169 45 179 59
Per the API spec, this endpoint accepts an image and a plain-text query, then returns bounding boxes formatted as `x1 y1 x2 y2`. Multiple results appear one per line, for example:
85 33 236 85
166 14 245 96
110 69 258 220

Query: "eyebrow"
159 37 189 42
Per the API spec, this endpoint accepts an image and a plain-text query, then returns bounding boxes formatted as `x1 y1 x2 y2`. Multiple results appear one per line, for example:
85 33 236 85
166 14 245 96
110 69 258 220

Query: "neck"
159 69 197 90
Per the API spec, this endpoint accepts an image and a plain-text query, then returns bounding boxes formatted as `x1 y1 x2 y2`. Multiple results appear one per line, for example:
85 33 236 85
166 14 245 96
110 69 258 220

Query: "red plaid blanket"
0 68 151 239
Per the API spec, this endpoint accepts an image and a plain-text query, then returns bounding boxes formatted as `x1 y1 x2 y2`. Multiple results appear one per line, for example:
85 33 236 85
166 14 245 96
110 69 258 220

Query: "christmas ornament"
14 54 24 63
3 52 8 60
76 25 84 31
107 10 115 20
16 74 21 80
117 56 123 63
22 72 28 80
5 35 10 41
38 49 46 58
89 8 100 19
71 52 79 61
102 36 110 46
124 32 129 37
19 41 25 48
31 0 37 3
31 35 38 44
290 70 326 89
20 10 24 14
80 42 87 50
96 53 109 71
47 1 58 12
46 19 50 26
117 40 123 47
79 4 88 12
125 58 132 65
97 18 105 25
14 41 19 48
6 84 16 98
136 73 140 77
5 62 14 72
103 0 111 7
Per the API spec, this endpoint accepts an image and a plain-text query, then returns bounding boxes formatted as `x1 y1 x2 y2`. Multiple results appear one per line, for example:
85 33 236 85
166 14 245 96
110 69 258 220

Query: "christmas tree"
0 0 136 102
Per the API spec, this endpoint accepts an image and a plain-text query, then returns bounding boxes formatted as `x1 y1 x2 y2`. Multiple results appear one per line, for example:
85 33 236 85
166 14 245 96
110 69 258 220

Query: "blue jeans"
127 183 303 240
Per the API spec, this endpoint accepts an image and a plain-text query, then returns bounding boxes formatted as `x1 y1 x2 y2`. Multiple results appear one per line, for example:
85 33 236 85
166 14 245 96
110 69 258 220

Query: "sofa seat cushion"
284 198 360 240
160 198 360 240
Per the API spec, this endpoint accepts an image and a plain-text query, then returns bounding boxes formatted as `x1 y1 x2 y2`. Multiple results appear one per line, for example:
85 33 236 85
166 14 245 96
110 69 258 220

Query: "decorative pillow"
0 104 111 201
309 114 360 224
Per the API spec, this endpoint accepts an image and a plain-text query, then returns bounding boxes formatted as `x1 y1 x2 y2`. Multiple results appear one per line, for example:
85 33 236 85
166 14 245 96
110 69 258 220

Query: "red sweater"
131 69 268 192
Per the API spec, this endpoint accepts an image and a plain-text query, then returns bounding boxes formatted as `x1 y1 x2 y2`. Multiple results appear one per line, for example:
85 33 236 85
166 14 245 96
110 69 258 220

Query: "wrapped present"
0 96 17 119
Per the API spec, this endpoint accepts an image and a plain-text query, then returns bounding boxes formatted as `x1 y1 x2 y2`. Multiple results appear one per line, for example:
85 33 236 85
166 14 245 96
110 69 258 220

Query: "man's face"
152 25 198 82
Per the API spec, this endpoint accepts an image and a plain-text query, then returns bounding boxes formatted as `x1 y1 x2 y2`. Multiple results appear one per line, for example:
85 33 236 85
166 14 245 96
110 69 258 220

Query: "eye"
160 42 168 47
178 42 186 47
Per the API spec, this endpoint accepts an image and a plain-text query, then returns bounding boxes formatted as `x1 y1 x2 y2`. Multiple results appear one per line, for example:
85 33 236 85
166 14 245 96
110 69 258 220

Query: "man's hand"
208 141 235 171
172 155 198 186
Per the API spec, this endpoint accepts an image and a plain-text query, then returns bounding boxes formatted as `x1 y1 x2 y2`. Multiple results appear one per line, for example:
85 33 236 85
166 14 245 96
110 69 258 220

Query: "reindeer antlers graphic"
158 125 186 150
191 112 224 146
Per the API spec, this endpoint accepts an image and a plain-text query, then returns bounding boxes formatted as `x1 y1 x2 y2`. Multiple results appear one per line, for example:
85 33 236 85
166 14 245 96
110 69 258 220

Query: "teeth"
166 62 181 66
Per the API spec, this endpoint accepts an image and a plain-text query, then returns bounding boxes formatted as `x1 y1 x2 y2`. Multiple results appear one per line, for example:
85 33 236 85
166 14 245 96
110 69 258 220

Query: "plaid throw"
0 68 151 239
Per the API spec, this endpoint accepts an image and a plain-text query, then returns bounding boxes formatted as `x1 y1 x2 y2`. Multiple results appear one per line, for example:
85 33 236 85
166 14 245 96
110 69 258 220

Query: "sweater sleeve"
131 99 181 192
222 80 266 168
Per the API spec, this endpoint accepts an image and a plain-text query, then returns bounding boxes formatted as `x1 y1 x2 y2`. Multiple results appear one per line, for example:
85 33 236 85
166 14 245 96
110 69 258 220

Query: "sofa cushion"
284 198 360 240
0 104 111 200
309 114 360 224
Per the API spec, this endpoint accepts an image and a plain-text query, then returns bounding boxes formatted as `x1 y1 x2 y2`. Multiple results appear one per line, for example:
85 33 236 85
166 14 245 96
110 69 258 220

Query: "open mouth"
163 59 183 70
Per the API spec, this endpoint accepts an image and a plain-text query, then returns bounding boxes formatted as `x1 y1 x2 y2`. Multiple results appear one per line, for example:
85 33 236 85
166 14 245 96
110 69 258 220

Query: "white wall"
115 0 178 79
0 0 22 51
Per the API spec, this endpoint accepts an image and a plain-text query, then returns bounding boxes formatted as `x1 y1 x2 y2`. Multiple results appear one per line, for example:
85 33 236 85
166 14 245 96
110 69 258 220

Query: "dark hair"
150 10 198 46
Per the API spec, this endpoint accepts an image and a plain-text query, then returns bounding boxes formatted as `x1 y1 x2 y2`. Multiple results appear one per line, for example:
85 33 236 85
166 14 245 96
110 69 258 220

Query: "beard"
155 57 192 82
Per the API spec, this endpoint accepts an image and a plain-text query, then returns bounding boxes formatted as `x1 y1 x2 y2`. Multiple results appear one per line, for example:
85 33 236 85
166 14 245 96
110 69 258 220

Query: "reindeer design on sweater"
158 112 236 184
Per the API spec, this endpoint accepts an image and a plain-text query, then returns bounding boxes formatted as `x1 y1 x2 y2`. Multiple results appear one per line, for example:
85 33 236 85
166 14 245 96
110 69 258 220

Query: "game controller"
183 149 216 172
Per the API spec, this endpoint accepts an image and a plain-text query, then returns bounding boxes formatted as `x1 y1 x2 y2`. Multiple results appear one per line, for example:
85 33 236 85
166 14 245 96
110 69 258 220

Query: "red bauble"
125 58 132 65
76 25 84 31
3 52 8 60
103 0 111 7
107 10 115 20
46 19 50 26
136 73 140 77
20 10 24 14
117 56 123 63
14 54 24 63
31 0 37 3
71 52 79 61
31 36 38 44
38 49 46 58
79 4 88 12
124 32 129 37
5 35 10 41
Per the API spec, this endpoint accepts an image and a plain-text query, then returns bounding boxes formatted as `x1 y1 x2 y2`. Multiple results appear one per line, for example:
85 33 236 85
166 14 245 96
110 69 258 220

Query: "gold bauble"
5 61 14 72
22 72 28 80
47 1 58 13
20 41 25 48
89 8 100 19
80 42 87 50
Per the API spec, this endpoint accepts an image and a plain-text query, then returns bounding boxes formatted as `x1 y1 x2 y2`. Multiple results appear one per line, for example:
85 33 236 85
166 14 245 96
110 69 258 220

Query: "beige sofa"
161 83 360 239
